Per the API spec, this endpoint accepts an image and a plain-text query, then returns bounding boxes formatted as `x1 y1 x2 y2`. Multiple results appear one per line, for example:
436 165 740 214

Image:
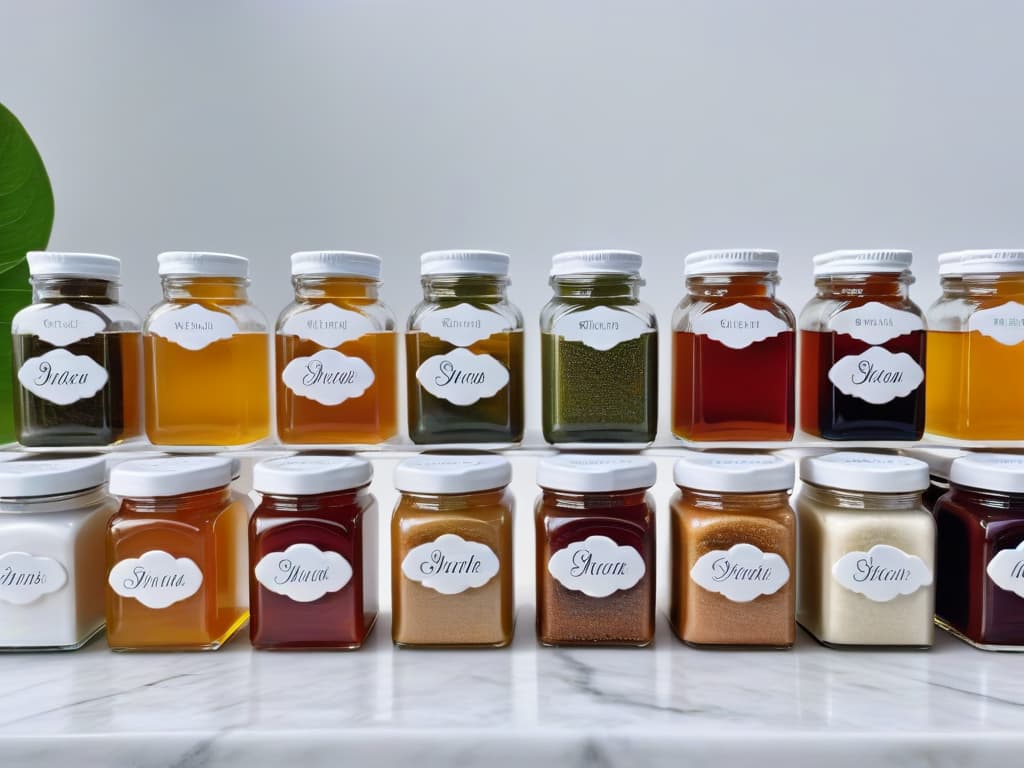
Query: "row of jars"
9 247 1024 448
1 449 1022 651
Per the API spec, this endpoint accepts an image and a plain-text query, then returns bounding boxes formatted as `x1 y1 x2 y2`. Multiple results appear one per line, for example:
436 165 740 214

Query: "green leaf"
0 102 54 283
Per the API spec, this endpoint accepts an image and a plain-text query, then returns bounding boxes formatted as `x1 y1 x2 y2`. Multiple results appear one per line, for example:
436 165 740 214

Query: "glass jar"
105 456 249 651
144 252 269 446
795 452 935 647
276 251 398 444
901 447 967 512
11 252 142 446
934 454 1024 650
391 455 514 647
672 250 795 441
0 457 113 650
535 455 656 646
926 249 1024 439
540 251 657 444
799 250 926 440
405 250 524 444
670 452 796 648
249 455 377 650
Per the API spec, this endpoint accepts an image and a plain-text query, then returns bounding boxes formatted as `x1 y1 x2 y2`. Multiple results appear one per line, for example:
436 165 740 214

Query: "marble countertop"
1 610 1022 768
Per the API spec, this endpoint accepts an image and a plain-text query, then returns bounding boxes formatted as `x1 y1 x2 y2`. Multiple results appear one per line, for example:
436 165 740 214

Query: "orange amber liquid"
276 331 398 444
105 488 249 650
144 332 270 445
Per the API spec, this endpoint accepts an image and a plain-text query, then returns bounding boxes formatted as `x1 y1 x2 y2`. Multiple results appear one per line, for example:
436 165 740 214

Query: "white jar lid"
158 251 249 278
290 251 382 279
938 251 965 277
253 455 373 495
957 249 1024 275
395 454 511 494
800 452 929 493
537 455 656 493
421 250 510 276
950 453 1024 494
109 456 234 498
550 250 642 277
27 252 121 282
685 249 780 276
900 447 969 481
813 249 913 277
0 456 107 498
673 451 794 493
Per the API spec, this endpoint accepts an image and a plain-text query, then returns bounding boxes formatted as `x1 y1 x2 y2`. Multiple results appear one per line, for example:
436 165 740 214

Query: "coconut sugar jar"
391 455 514 648
535 455 656 646
670 452 796 648
796 452 935 648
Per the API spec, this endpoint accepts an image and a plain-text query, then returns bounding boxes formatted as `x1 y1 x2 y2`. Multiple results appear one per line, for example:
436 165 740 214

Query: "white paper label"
17 348 109 405
832 543 932 602
969 302 1024 346
830 302 923 345
987 541 1024 598
13 304 106 347
419 303 511 347
401 533 500 595
254 543 353 603
547 535 646 598
281 348 375 406
689 543 790 603
691 303 789 350
108 550 204 609
280 304 376 348
0 552 68 605
827 346 924 404
148 304 239 351
416 347 509 406
551 306 650 352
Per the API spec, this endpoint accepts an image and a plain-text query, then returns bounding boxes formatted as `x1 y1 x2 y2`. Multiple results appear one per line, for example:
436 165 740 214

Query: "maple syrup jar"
799 250 926 440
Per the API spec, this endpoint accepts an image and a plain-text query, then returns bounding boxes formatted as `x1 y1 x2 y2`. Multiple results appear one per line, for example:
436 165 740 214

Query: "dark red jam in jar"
249 455 377 649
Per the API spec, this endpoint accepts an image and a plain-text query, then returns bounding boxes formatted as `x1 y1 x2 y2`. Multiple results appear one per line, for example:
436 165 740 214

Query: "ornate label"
547 535 646 598
13 304 106 347
691 303 789 350
254 543 353 603
832 543 932 602
969 302 1024 346
987 541 1024 598
17 348 109 405
827 346 924 404
551 306 650 352
400 533 500 595
689 543 790 603
280 304 376 348
830 302 923 345
419 304 510 347
281 348 375 406
415 347 509 406
0 552 68 605
148 304 239 351
108 550 204 609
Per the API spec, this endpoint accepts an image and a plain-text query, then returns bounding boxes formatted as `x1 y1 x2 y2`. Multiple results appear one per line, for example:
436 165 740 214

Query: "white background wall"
3 1 1023 609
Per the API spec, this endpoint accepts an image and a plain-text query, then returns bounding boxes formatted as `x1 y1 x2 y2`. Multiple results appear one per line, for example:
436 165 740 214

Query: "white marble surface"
1 611 1022 767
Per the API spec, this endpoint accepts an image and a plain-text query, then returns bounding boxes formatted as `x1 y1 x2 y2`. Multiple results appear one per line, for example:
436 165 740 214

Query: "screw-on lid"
420 250 510 276
800 452 929 493
673 451 795 493
537 455 656 493
685 249 780 276
900 447 969 481
938 251 965 278
158 252 249 278
395 454 511 494
253 455 373 496
550 250 642 277
109 456 234 498
290 251 382 279
813 249 913 277
0 456 107 498
956 249 1024 275
27 252 121 282
950 453 1024 494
